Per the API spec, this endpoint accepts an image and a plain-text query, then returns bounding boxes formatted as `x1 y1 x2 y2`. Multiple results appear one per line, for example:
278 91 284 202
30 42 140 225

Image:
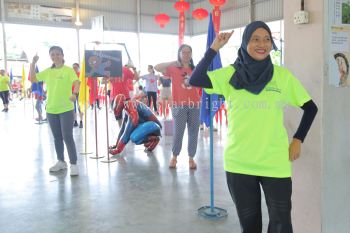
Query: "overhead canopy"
1 0 283 36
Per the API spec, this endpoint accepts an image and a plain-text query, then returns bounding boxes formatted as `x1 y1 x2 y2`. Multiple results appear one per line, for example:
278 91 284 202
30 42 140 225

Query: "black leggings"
147 91 157 112
0 90 9 105
226 172 293 233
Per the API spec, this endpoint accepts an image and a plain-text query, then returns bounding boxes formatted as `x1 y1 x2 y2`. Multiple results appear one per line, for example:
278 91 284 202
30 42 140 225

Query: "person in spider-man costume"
109 94 162 155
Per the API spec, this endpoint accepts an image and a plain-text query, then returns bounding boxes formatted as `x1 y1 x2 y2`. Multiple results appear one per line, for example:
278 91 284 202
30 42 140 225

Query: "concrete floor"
0 99 268 233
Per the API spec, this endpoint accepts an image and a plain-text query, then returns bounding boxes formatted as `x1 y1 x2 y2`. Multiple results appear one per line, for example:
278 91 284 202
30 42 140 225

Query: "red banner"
212 6 221 34
178 11 185 46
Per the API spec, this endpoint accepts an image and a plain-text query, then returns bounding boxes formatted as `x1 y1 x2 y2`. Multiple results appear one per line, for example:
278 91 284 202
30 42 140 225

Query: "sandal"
169 157 177 169
189 159 197 169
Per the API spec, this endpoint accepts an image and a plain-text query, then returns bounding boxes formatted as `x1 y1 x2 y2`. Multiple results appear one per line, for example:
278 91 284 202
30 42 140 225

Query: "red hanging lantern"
174 1 190 12
209 0 226 7
173 1 190 46
154 13 170 28
192 8 208 20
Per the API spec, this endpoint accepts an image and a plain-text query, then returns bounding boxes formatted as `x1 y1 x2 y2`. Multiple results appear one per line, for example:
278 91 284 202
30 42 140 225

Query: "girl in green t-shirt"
29 46 80 176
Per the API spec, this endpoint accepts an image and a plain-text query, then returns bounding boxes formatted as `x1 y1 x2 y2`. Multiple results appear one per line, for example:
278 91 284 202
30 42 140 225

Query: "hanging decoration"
174 0 190 12
209 0 226 34
192 8 208 20
174 0 190 46
154 13 170 28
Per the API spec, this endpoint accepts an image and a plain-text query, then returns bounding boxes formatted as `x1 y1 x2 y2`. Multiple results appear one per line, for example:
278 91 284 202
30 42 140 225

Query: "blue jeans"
226 172 293 233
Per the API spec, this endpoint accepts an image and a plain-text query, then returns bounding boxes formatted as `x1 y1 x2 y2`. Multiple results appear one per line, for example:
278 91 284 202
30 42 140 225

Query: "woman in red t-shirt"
155 44 200 169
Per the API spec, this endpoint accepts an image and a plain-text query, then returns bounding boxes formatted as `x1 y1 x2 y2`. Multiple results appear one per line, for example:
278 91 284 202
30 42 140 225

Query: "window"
139 33 191 73
5 24 78 76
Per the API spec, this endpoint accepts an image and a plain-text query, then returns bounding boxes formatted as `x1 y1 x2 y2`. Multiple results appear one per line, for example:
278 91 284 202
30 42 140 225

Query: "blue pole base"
198 206 228 220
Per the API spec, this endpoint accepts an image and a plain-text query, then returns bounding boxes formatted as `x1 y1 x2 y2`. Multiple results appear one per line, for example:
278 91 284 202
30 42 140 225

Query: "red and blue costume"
109 94 162 155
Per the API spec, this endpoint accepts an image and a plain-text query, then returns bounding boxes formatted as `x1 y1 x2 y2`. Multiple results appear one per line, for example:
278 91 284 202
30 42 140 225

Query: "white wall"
322 1 350 232
284 0 323 232
285 0 350 232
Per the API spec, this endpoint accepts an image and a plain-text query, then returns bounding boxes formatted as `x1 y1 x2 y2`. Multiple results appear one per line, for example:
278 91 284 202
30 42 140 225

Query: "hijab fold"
230 21 277 94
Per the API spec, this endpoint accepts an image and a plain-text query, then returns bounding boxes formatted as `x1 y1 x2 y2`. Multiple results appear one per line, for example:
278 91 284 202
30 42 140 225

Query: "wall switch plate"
294 11 309 24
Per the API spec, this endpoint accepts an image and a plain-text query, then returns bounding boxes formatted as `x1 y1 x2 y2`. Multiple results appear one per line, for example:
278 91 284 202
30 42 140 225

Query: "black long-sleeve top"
189 48 318 142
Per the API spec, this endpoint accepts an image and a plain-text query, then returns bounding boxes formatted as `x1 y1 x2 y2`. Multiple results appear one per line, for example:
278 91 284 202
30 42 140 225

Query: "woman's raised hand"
32 54 39 64
210 30 234 52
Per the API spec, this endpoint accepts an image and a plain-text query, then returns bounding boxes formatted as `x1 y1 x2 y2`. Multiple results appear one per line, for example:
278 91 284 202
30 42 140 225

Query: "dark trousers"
147 91 157 112
226 172 293 233
0 90 9 105
47 110 77 164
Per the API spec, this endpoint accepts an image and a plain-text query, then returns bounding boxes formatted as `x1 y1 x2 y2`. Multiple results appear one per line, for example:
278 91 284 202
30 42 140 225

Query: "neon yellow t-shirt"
36 66 78 114
0 75 10 92
205 65 311 178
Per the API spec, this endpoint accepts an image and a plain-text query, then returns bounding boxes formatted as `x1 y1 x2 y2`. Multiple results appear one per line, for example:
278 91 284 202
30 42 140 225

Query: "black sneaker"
73 121 78 127
4 108 8 112
79 121 83 128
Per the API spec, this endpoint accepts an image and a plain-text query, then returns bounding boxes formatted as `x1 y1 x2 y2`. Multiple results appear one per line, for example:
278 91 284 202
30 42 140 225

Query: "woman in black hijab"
190 21 317 233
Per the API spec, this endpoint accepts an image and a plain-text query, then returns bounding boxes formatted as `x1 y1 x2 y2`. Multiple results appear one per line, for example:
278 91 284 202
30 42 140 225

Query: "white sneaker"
49 161 67 172
70 165 79 176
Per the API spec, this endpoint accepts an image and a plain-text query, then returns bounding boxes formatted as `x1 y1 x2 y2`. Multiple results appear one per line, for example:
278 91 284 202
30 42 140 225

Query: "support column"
1 0 7 71
249 0 254 23
284 0 324 232
75 0 82 63
136 0 141 69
